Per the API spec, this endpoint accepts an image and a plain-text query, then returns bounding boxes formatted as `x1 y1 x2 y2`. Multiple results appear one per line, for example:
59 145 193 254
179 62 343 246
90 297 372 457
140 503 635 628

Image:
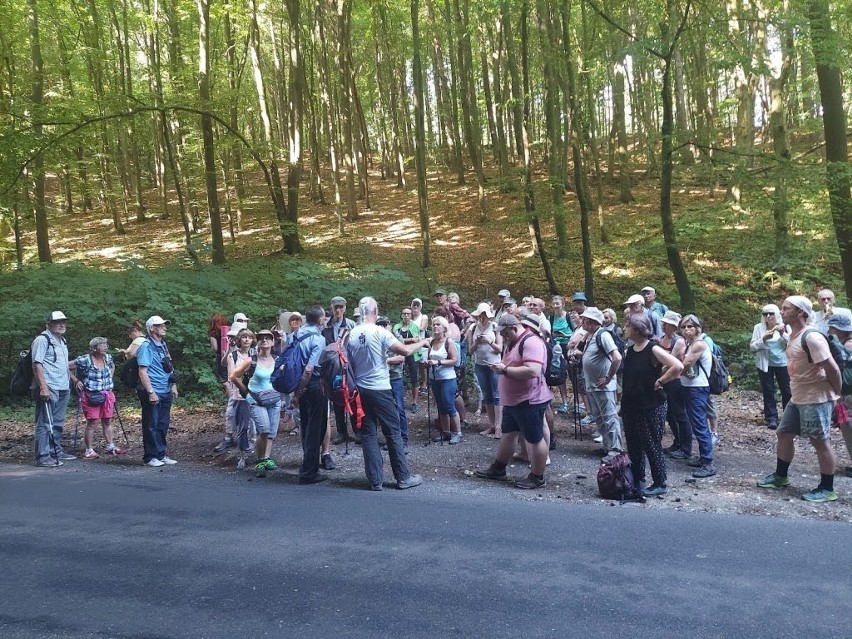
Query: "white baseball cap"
46 311 68 323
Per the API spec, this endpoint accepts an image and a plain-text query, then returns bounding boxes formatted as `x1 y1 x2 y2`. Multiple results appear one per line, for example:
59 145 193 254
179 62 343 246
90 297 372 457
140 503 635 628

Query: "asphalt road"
1 461 849 639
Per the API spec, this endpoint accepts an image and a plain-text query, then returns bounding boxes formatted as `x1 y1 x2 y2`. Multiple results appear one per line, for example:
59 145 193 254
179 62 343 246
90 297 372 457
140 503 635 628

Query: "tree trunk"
284 0 303 254
659 1 695 311
411 0 432 268
27 0 50 262
808 0 852 292
517 0 557 293
224 2 246 230
337 0 358 221
197 0 225 264
316 1 344 235
769 6 793 261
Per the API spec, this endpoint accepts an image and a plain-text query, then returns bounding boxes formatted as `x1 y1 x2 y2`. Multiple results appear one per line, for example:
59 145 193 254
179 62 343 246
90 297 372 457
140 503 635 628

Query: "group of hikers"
23 284 852 501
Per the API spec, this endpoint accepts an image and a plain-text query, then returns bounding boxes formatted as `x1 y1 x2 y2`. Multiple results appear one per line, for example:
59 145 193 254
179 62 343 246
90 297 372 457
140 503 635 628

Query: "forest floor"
2 388 851 522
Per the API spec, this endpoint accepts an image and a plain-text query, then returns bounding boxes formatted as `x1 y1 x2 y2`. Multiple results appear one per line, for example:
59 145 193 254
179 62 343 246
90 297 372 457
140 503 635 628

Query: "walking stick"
41 397 61 464
113 399 131 447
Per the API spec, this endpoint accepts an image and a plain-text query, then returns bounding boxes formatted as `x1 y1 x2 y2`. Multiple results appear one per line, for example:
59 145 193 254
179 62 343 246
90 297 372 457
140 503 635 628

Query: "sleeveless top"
428 340 456 381
622 342 665 412
247 360 275 394
661 333 680 353
681 341 711 388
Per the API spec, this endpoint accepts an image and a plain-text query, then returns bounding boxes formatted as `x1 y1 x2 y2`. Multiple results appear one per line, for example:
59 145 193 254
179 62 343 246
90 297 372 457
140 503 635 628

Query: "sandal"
480 428 495 436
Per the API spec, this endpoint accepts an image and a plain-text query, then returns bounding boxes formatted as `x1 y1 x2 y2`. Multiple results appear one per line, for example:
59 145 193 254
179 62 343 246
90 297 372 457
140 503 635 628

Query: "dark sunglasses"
257 335 273 341
763 312 775 316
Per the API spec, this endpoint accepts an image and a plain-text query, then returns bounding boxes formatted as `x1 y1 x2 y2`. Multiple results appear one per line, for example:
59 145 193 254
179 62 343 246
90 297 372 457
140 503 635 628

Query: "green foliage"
0 259 413 404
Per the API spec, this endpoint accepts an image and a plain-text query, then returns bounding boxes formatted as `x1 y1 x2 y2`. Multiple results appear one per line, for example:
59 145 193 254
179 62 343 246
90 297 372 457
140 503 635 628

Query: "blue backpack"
271 332 308 394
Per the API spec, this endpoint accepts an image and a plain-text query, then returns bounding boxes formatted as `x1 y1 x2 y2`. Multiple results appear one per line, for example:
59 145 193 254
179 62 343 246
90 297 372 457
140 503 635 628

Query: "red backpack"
319 334 364 430
597 453 645 502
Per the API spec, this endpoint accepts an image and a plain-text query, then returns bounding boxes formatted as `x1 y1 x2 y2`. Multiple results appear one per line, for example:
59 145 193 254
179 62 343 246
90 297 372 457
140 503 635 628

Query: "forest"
0 0 850 311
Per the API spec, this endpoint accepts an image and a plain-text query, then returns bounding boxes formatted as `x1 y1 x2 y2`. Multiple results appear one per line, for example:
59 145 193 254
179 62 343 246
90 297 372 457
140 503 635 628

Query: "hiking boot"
515 473 546 490
801 488 838 503
592 434 603 444
36 458 62 467
757 473 791 489
474 463 507 480
580 415 596 426
766 418 778 431
299 473 329 485
686 457 703 468
255 460 268 478
691 464 717 479
214 437 235 453
667 449 690 460
55 452 76 461
642 484 668 497
448 432 463 445
321 453 336 471
397 474 423 490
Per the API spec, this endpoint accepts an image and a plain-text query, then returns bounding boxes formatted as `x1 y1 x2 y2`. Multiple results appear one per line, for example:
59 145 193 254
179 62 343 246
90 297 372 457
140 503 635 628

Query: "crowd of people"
25 285 852 502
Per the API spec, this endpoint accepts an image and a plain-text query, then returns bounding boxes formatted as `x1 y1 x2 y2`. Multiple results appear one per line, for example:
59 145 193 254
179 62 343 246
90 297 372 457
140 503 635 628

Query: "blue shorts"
502 400 548 444
431 378 458 417
777 401 833 440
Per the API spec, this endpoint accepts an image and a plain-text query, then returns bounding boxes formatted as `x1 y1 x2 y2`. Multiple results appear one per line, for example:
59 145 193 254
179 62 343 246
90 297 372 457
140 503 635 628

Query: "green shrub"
1 259 413 404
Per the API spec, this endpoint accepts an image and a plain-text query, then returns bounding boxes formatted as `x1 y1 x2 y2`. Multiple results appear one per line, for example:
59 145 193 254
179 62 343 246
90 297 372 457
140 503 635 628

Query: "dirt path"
2 389 850 522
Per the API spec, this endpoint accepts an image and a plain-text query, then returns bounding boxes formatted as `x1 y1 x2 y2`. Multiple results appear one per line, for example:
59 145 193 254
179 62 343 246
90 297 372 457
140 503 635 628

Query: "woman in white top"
466 302 503 437
678 314 716 478
411 298 430 396
749 304 791 430
428 316 462 444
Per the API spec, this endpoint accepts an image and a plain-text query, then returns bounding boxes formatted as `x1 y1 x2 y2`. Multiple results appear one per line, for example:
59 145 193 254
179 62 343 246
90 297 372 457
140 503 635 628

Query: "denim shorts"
431 378 458 417
777 401 833 440
249 400 282 438
501 400 548 444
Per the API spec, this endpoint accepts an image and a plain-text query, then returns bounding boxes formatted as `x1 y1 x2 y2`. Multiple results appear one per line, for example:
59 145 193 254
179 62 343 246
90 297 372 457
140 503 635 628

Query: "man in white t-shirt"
757 296 841 502
347 297 429 491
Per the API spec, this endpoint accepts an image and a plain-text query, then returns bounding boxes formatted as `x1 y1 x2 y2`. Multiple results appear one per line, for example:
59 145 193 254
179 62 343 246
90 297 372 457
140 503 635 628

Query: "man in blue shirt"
137 315 179 467
31 311 79 466
293 305 331 484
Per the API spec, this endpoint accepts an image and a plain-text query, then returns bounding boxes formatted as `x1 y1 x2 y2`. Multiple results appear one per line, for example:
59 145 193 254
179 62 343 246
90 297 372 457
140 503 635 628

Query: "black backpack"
10 334 55 397
319 334 363 429
698 335 730 395
597 453 645 502
516 331 564 386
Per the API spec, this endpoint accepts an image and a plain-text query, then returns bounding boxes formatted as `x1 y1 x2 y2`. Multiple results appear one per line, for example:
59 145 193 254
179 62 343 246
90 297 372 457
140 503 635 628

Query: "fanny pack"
251 389 281 407
87 390 107 406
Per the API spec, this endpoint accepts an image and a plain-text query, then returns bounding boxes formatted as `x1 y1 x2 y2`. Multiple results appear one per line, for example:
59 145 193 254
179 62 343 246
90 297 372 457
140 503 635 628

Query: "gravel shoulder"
2 389 850 522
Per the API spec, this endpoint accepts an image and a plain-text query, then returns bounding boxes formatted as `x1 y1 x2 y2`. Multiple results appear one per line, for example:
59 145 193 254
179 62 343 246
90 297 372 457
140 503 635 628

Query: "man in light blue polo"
137 315 179 467
32 311 79 466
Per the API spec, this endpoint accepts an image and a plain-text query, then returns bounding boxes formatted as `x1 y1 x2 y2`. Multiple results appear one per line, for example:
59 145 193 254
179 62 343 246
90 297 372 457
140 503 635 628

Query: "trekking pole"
73 395 82 452
41 397 61 465
112 399 130 447
571 365 581 440
425 372 432 447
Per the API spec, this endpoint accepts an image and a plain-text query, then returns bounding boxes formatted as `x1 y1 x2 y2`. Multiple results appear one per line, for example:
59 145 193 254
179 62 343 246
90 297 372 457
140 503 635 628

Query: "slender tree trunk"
337 0 358 221
224 2 246 230
808 0 852 291
197 0 225 264
27 0 50 262
411 0 431 268
283 0 303 254
317 2 344 235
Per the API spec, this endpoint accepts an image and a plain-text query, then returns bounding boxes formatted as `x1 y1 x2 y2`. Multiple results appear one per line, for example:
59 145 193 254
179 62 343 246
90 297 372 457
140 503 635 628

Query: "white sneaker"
161 456 178 465
581 415 596 426
146 458 165 467
593 434 603 444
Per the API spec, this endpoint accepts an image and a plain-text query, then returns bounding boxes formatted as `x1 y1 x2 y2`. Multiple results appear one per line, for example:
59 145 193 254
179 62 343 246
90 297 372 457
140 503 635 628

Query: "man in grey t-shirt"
31 311 79 466
579 307 623 461
347 297 429 491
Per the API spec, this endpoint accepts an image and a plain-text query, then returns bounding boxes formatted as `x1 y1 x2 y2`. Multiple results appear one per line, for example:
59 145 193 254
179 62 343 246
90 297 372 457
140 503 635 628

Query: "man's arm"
390 337 429 357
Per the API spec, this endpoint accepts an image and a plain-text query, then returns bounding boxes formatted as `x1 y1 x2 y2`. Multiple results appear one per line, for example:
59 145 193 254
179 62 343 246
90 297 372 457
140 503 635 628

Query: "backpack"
697 336 730 395
119 357 140 389
319 334 364 430
270 332 309 394
596 329 626 374
517 331 565 387
10 334 55 397
801 329 852 395
597 452 645 502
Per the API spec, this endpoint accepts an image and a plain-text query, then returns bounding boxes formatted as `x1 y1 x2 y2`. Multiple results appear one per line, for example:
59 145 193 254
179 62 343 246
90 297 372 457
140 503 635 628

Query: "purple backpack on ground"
597 453 645 502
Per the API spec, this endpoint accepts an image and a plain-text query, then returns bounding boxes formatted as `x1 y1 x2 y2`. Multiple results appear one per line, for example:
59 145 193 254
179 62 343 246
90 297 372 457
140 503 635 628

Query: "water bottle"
551 341 563 373
332 374 343 391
